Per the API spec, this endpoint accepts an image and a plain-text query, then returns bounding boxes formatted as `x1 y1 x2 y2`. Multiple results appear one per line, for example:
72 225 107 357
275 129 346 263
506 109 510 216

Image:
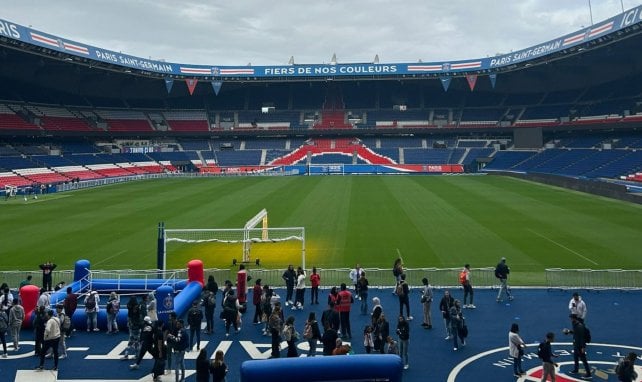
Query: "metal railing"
3 267 641 291
545 268 642 290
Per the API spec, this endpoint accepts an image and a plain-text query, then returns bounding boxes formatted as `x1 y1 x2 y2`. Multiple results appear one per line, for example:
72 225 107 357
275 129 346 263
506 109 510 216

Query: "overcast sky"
2 0 639 66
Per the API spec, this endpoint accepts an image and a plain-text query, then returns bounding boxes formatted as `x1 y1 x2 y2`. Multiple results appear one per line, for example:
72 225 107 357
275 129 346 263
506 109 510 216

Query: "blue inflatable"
240 354 403 382
44 259 203 330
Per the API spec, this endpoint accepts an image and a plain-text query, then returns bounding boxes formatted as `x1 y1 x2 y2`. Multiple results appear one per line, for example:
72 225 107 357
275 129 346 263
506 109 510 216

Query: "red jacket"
310 273 320 288
336 290 353 313
252 285 262 305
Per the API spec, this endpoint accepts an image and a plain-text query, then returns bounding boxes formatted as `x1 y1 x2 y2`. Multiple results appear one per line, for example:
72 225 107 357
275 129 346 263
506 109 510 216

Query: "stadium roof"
1 1 640 66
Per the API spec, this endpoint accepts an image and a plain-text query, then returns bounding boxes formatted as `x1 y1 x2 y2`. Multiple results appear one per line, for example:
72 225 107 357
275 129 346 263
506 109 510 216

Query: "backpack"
303 322 313 339
86 295 96 310
0 311 8 331
207 292 216 307
282 324 293 341
537 341 545 359
615 358 624 377
60 313 71 331
395 282 404 296
459 270 467 285
584 325 591 343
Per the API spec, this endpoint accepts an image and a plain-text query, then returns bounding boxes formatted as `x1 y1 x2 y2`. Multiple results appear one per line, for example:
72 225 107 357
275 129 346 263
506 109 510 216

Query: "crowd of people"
0 257 637 382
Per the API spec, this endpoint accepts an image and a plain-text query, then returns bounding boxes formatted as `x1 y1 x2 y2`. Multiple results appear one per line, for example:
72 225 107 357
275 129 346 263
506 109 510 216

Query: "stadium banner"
1 5 641 78
198 164 463 175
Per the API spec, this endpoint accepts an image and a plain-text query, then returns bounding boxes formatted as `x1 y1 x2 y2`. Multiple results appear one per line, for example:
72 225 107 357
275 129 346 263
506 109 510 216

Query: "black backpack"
584 326 592 343
537 341 545 359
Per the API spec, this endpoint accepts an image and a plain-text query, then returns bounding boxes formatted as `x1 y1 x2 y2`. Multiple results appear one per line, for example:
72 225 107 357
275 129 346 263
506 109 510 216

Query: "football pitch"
2 175 641 284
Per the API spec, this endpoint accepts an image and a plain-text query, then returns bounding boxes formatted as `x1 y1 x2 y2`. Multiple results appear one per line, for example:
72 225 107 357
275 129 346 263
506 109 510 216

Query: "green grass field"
2 175 641 285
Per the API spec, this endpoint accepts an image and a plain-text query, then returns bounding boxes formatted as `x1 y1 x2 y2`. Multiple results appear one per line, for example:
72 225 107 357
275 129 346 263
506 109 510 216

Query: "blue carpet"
1 288 640 381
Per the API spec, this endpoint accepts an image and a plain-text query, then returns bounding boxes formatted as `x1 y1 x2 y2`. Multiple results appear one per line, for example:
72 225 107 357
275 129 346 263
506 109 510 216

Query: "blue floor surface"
1 288 640 381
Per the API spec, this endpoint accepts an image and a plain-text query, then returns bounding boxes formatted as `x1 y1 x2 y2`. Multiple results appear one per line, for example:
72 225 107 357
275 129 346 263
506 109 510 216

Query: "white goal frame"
4 185 18 199
161 209 306 270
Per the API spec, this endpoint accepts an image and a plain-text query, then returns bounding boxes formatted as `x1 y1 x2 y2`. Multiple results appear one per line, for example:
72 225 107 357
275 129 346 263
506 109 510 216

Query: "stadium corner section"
18 259 205 329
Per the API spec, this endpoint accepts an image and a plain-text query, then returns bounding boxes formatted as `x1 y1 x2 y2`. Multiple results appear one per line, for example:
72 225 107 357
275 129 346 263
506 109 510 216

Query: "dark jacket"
396 320 410 340
282 269 296 287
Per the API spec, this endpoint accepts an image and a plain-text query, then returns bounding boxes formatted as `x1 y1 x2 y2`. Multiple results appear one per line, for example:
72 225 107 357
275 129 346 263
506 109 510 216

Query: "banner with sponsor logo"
1 5 641 79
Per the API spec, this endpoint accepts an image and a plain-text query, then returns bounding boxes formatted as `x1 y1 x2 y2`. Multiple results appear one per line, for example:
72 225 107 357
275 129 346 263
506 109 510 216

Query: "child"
386 335 399 355
363 325 374 354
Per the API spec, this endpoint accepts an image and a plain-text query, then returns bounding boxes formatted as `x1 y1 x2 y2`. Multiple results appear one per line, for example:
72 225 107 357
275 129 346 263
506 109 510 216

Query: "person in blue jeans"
169 319 189 382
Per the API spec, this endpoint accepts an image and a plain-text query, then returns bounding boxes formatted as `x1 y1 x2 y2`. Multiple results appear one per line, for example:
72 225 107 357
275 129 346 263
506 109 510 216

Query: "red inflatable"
19 284 40 328
237 265 248 304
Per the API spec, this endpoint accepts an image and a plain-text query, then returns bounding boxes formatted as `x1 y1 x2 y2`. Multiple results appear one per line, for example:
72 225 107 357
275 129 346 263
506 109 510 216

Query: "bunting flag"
164 78 174 94
489 73 497 89
211 81 223 96
186 79 198 95
440 77 451 92
466 75 478 91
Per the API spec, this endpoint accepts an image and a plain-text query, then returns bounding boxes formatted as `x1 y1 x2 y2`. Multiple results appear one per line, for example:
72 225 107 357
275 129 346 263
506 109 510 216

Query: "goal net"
4 185 17 200
163 227 305 270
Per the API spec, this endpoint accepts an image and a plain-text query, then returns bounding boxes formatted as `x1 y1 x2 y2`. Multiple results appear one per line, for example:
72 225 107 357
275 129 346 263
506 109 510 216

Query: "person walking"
321 322 339 356
169 319 189 382
358 271 369 315
268 305 283 358
209 350 228 382
35 309 61 371
0 308 8 357
374 313 390 354
495 257 513 302
420 277 434 329
449 300 466 351
54 305 68 359
538 332 559 382
568 292 587 323
293 267 306 310
195 348 210 382
106 291 120 334
616 352 638 382
303 312 321 357
349 263 364 299
397 274 412 320
202 290 216 335
396 315 410 369
564 314 592 379
363 325 375 354
310 267 320 305
509 323 526 377
252 279 263 324
283 315 299 357
222 290 240 337
63 287 78 336
33 305 47 357
461 264 476 309
84 291 99 332
129 316 154 370
8 299 25 351
336 283 354 339
0 286 13 312
120 302 142 361
187 300 203 351
282 265 296 306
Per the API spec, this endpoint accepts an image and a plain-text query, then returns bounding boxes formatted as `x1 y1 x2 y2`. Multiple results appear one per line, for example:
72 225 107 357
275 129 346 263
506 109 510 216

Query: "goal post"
159 225 306 270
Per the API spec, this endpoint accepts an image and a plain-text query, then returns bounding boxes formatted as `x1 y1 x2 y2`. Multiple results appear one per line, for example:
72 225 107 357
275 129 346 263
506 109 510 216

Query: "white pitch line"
526 228 598 265
92 250 128 267
396 248 403 262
